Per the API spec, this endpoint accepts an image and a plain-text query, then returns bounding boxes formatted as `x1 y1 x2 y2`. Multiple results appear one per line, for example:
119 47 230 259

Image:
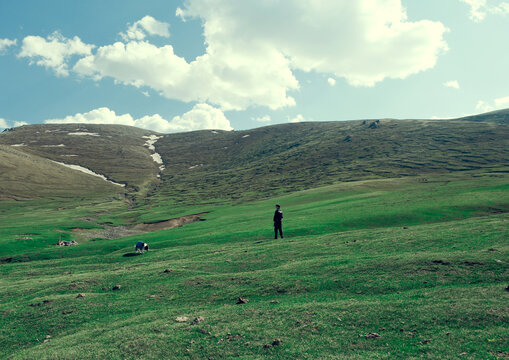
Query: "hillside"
0 124 160 196
1 112 508 204
0 145 123 200
153 118 509 203
0 173 507 359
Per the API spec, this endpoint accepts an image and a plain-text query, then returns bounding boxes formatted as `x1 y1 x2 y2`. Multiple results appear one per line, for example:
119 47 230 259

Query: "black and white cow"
135 241 149 253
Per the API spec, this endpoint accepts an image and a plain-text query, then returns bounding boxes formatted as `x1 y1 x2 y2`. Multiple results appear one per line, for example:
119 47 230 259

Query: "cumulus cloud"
0 118 28 129
18 31 94 76
460 0 509 21
475 95 509 112
44 104 232 133
328 78 336 86
0 38 17 54
71 2 447 110
289 114 306 123
120 15 170 41
444 80 460 89
252 115 271 123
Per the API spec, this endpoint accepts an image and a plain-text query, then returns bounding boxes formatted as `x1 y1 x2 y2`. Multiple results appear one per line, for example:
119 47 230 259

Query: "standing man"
273 204 284 239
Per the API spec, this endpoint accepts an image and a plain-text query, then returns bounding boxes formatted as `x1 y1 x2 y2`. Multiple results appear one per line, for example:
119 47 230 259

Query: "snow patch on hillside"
143 135 165 177
41 144 66 147
52 161 125 187
11 143 25 147
68 132 100 136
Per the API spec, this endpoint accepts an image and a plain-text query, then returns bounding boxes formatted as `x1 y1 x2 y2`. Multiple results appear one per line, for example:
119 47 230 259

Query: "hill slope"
0 124 160 195
153 118 509 203
1 112 508 203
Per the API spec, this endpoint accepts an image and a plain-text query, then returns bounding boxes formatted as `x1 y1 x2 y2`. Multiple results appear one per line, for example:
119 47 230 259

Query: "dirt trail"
74 212 208 240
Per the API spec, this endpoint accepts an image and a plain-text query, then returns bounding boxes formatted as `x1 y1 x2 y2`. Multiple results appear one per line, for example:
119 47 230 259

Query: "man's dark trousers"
274 222 283 239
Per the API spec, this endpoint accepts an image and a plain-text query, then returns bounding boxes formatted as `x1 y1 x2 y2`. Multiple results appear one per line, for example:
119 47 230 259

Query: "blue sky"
0 0 508 132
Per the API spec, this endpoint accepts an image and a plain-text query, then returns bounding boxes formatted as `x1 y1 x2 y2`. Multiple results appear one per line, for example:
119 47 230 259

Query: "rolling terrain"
0 111 508 359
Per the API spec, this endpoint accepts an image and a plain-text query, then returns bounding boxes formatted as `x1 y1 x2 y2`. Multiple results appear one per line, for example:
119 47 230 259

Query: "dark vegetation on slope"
153 118 509 203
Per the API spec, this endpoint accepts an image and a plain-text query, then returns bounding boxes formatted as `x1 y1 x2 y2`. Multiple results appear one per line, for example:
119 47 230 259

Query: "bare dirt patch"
73 212 208 240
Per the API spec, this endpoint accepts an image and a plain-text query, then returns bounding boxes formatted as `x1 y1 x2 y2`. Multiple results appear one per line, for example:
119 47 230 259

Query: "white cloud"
252 115 271 123
18 31 94 76
0 38 17 54
120 15 170 41
0 118 27 129
328 78 336 86
72 2 447 110
444 80 460 89
475 95 509 112
460 0 509 21
289 114 306 123
44 104 232 133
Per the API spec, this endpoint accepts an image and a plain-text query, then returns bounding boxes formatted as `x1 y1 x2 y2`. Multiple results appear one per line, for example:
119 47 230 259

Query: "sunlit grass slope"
1 172 508 359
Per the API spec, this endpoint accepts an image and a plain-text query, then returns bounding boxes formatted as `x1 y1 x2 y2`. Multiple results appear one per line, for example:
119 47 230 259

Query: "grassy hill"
0 111 508 358
0 144 124 200
153 118 509 203
0 124 160 195
0 172 507 359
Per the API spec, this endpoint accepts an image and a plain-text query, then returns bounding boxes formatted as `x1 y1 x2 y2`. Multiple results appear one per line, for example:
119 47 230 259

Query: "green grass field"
1 171 508 359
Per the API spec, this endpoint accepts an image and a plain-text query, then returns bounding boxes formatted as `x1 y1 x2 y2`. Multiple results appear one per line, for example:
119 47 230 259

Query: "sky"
0 0 508 133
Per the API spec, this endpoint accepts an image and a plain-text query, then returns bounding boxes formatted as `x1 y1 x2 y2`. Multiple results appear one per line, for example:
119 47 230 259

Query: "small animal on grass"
135 241 149 253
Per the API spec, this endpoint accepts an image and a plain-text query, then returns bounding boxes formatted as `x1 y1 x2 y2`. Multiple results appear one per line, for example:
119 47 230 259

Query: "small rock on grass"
272 338 282 346
421 339 432 344
175 316 189 323
193 316 205 324
270 300 280 304
236 297 248 304
76 293 86 298
112 285 121 291
505 285 509 292
364 333 381 339
163 269 173 273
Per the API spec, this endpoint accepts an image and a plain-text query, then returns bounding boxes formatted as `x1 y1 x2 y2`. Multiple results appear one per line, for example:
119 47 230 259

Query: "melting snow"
143 135 165 177
211 131 218 134
61 154 78 157
189 164 204 169
68 132 100 136
52 161 125 187
11 143 26 147
242 135 250 138
41 144 66 147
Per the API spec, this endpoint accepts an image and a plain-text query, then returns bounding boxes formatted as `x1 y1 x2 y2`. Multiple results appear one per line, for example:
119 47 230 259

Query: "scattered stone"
61 310 73 315
163 269 173 273
102 287 107 291
263 344 272 349
76 293 86 298
495 259 503 263
459 352 468 356
343 135 352 142
365 333 381 339
225 259 232 263
244 342 251 346
368 120 380 129
488 248 498 251
175 316 189 323
227 333 243 341
236 297 248 304
505 285 509 292
57 240 78 247
403 226 408 229
272 338 282 346
421 339 432 344
112 285 121 291
446 332 451 336
270 300 280 304
193 316 205 324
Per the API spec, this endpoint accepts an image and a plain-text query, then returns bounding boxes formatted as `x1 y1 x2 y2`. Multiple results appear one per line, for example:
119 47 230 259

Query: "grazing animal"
135 241 149 253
